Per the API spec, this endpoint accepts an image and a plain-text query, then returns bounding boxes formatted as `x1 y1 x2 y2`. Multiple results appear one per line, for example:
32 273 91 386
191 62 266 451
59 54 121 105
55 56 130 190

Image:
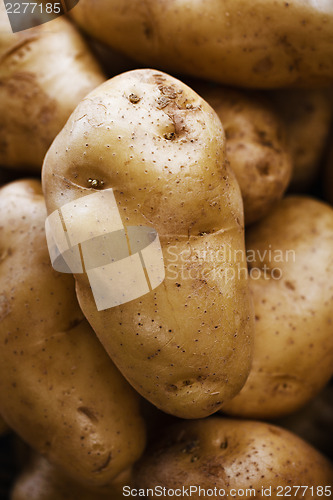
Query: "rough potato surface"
0 180 146 487
43 69 254 419
133 418 333 497
70 0 333 88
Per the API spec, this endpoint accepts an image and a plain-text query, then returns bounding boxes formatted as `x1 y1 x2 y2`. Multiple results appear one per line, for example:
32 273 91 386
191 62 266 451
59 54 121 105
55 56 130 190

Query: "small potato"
222 197 333 418
0 180 146 487
196 84 292 224
268 89 333 189
133 418 333 498
0 4 105 172
70 0 333 88
42 69 254 419
11 453 126 500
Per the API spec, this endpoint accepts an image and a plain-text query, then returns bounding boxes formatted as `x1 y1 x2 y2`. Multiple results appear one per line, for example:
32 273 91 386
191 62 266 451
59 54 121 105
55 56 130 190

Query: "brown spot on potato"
220 438 228 449
256 161 270 176
253 57 273 73
285 281 295 291
164 132 175 140
181 440 199 454
77 406 99 423
129 93 141 104
92 452 112 473
166 384 178 392
143 21 153 39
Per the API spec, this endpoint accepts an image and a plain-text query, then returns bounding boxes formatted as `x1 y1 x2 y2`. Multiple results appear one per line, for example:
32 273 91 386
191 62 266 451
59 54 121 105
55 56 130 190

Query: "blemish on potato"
129 93 141 104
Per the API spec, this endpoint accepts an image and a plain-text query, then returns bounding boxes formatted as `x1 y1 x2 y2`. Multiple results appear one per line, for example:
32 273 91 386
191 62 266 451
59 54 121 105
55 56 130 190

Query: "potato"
11 453 126 500
42 69 254 419
70 0 333 88
0 4 105 172
222 196 333 419
133 418 333 498
0 180 146 487
269 89 333 189
196 84 292 224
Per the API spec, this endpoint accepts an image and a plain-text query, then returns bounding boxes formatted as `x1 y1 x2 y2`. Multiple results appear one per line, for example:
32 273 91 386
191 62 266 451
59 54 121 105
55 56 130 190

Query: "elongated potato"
269 89 333 189
11 453 126 500
0 4 105 172
70 0 333 88
133 418 333 497
0 180 146 487
196 84 292 224
42 69 254 419
222 197 333 418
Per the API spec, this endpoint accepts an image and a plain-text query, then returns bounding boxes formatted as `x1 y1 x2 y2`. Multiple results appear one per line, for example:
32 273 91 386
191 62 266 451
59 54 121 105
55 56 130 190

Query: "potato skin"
0 180 146 487
196 84 292 224
70 0 333 88
133 418 333 498
11 453 127 500
0 4 105 172
42 69 254 419
222 197 333 418
269 89 333 189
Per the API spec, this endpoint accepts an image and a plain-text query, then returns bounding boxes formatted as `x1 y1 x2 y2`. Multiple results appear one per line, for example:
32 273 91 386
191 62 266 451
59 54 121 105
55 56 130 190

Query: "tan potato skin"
0 180 146 487
196 84 292 224
70 0 333 88
132 418 333 498
11 453 128 500
269 89 333 189
42 69 254 419
0 4 105 172
222 197 333 418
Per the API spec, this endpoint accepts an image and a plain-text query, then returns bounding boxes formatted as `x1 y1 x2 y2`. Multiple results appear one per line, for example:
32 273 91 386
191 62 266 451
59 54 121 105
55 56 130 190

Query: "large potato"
222 197 333 418
70 0 333 88
196 84 292 224
0 180 146 487
42 69 254 419
11 453 126 500
133 418 333 498
0 4 105 172
269 89 333 189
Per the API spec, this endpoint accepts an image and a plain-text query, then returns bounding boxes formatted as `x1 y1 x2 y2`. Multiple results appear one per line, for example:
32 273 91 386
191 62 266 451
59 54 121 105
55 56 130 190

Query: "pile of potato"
0 0 332 498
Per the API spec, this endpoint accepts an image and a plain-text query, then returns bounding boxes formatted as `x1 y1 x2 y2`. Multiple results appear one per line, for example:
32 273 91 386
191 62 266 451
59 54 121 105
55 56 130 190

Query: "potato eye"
129 93 141 104
164 132 175 140
87 178 104 188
